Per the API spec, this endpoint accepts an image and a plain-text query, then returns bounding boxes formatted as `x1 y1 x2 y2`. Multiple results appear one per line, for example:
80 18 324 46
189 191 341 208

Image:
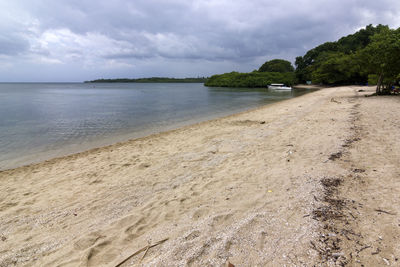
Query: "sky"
1 0 400 82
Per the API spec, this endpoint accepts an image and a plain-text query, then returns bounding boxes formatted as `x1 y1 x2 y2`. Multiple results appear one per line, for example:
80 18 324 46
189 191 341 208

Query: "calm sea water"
0 83 315 169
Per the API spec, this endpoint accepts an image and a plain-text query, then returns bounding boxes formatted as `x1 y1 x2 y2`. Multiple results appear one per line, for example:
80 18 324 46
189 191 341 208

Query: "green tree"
295 56 312 83
295 42 339 83
311 51 364 85
259 59 294 73
295 24 388 84
360 28 400 94
204 71 295 88
336 24 388 53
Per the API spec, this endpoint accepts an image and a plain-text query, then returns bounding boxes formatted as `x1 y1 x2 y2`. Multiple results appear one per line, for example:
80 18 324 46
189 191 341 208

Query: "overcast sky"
1 0 400 82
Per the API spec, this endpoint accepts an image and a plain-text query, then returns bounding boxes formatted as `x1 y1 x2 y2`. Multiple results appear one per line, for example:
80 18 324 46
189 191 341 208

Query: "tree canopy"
204 71 295 88
295 24 389 85
205 58 295 88
295 24 400 93
359 27 400 93
205 24 400 93
259 59 294 73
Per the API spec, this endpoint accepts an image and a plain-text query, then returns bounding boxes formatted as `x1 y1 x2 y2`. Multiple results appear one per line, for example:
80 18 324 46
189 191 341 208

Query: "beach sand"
0 86 399 266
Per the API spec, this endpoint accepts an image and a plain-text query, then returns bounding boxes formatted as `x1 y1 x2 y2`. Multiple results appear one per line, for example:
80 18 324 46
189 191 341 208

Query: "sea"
0 83 316 170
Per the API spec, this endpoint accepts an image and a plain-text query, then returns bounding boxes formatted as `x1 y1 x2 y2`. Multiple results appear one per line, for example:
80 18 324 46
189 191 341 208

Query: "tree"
336 24 388 53
311 51 364 85
204 71 296 88
360 28 400 94
295 24 388 84
259 59 294 73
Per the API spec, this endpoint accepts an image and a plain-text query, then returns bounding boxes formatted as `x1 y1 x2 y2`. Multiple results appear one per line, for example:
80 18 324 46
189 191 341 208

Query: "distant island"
85 77 207 83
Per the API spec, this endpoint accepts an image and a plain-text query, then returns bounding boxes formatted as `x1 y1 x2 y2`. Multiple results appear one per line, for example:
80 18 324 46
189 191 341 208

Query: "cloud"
0 0 400 81
0 33 29 56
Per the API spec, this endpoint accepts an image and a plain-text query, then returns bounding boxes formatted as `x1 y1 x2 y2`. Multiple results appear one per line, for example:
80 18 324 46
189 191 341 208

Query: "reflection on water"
0 83 316 169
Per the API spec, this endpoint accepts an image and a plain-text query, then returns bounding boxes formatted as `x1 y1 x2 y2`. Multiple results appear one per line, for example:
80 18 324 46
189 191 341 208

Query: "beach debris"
310 176 363 265
342 137 361 148
374 209 396 215
310 241 324 254
286 149 295 162
267 190 273 193
115 238 169 267
260 121 266 124
357 245 371 253
140 245 150 262
371 247 381 255
383 257 390 265
330 98 341 104
321 177 342 188
332 252 344 258
231 120 260 126
328 152 342 161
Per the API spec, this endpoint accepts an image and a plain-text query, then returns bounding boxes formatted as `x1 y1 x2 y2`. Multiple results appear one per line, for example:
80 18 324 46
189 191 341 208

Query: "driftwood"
374 209 396 215
115 238 169 267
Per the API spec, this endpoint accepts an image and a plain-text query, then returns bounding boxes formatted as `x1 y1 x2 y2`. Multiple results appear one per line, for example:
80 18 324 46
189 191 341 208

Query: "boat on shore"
268 83 292 90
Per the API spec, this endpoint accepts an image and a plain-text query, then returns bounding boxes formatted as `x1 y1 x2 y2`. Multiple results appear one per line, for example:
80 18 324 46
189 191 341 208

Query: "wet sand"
0 86 399 266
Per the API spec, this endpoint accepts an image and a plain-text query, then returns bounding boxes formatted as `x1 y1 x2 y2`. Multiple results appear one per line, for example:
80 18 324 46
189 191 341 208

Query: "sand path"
0 86 398 266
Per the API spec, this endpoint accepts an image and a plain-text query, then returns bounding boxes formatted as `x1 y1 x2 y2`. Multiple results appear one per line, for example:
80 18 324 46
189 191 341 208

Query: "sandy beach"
0 86 399 266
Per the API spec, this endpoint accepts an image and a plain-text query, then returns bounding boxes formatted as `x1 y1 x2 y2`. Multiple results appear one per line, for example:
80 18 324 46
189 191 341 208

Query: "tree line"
204 59 295 87
86 77 207 83
295 24 400 94
86 25 399 94
206 24 400 94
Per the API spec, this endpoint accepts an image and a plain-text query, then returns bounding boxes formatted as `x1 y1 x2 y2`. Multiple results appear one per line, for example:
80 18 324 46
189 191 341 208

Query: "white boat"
267 83 292 90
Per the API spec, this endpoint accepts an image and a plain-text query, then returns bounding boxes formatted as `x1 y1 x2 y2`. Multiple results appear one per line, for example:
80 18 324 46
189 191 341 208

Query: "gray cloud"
0 33 29 56
0 0 399 81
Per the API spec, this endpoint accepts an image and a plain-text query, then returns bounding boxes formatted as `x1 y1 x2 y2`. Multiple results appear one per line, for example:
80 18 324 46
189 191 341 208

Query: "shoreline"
0 88 316 172
0 104 279 172
292 84 327 90
1 86 399 266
